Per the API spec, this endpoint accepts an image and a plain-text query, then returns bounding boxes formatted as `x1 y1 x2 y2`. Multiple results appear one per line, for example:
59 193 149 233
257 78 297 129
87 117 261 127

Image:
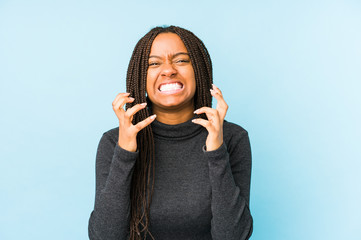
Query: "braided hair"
125 25 213 239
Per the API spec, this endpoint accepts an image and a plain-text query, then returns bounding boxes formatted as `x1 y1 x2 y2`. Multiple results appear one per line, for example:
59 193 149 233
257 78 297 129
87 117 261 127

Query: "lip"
158 81 184 95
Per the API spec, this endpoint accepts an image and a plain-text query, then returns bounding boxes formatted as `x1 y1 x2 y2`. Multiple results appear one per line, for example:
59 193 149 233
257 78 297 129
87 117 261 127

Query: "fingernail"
140 102 147 106
150 114 156 119
125 92 130 95
129 97 135 100
192 119 197 123
193 110 198 114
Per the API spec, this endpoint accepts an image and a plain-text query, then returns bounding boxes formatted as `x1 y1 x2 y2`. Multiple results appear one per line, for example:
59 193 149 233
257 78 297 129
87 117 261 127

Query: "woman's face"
146 33 196 112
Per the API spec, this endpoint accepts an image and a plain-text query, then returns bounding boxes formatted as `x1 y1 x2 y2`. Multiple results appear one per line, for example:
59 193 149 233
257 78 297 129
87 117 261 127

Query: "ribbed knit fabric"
88 118 253 240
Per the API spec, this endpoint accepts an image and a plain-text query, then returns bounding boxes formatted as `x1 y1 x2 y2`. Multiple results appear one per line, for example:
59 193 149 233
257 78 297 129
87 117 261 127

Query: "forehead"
149 33 188 55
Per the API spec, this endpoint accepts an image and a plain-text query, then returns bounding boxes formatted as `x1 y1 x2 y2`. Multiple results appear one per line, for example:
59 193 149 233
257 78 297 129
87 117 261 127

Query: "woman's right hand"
112 92 156 152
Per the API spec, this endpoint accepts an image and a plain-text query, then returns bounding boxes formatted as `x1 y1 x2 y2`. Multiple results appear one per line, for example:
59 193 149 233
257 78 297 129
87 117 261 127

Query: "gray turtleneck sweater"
88 119 253 240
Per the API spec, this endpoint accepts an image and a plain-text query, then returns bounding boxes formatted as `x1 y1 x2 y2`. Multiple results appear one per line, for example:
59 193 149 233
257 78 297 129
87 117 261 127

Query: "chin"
160 101 185 108
157 98 193 109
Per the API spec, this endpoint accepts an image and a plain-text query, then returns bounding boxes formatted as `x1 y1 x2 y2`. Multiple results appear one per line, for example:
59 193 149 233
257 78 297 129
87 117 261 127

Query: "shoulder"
103 126 119 139
223 120 251 152
98 126 119 147
223 120 249 139
223 121 251 162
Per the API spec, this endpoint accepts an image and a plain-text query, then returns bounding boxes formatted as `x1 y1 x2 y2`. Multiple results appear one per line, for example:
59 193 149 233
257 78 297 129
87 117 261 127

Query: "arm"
88 92 156 239
205 129 253 240
193 84 253 239
88 132 138 240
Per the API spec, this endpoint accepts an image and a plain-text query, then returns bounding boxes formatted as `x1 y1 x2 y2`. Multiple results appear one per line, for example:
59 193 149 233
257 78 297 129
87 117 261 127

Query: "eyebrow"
149 52 189 59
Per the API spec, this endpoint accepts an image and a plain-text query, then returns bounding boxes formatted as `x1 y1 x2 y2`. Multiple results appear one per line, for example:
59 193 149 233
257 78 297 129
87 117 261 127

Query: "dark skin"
112 33 228 152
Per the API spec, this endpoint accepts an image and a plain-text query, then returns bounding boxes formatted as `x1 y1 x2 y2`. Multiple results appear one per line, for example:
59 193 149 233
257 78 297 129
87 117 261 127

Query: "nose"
161 62 177 77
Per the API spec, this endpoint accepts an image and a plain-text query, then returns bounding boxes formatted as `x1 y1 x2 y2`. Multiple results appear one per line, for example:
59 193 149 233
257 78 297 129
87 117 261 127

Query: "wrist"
205 138 223 151
118 140 137 152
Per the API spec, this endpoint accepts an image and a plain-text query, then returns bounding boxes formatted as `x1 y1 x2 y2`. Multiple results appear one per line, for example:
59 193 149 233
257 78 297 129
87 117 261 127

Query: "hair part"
125 25 213 239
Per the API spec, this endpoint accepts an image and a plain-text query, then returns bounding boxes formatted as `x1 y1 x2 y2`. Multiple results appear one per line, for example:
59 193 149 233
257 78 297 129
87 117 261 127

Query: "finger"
194 107 217 116
134 114 157 132
112 92 130 106
194 107 219 121
191 118 212 130
210 88 223 100
113 97 135 119
125 102 148 118
113 96 135 112
212 84 223 96
210 89 228 120
210 85 226 107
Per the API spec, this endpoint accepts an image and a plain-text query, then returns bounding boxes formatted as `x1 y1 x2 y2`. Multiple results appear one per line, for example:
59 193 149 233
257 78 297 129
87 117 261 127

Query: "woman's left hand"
192 84 228 151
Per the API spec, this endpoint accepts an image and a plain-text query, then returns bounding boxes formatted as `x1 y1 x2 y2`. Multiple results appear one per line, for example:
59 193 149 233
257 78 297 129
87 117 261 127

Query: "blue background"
1 0 360 239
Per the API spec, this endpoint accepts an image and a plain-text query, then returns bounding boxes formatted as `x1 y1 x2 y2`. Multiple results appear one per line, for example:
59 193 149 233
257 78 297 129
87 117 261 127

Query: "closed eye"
149 62 160 66
175 59 190 64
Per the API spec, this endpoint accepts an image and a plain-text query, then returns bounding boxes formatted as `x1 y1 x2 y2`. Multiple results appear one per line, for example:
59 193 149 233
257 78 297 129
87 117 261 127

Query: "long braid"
125 25 213 239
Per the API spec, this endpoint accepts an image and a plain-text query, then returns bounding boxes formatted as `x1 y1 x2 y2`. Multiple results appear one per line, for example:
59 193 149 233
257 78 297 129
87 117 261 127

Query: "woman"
88 25 253 240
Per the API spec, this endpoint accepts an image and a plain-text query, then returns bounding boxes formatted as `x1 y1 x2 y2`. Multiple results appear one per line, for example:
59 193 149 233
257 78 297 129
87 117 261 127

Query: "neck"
152 103 195 125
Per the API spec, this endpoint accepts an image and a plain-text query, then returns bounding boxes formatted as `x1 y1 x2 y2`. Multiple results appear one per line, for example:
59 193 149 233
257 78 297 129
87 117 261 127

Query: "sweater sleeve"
88 132 138 240
204 129 253 240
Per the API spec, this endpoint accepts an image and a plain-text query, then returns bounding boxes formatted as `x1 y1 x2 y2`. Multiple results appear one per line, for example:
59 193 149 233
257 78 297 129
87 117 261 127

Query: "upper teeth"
159 83 182 92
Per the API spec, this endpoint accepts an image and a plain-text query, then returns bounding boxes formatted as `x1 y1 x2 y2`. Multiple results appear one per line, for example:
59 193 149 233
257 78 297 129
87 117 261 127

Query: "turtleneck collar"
151 117 204 140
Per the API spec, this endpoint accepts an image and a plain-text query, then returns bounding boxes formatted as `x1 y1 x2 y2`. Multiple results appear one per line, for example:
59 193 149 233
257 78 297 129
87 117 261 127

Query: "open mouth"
158 82 184 94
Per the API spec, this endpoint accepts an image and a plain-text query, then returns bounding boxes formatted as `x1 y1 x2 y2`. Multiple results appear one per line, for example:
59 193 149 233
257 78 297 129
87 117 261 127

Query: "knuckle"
135 104 143 109
135 124 143 131
127 127 135 134
130 103 139 109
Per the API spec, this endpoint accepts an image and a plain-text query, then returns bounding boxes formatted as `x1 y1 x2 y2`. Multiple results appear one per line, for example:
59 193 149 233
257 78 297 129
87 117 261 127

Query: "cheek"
146 72 155 93
189 70 196 93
